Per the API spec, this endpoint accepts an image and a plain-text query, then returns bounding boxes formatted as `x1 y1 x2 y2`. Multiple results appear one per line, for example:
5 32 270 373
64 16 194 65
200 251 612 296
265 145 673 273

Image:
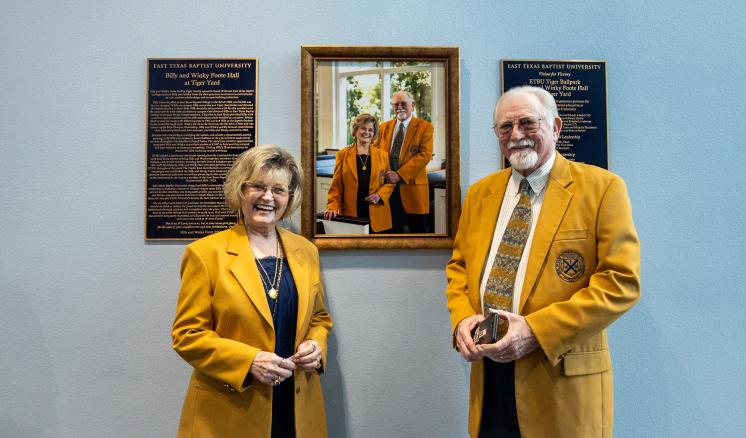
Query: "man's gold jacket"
446 153 640 437
373 116 434 214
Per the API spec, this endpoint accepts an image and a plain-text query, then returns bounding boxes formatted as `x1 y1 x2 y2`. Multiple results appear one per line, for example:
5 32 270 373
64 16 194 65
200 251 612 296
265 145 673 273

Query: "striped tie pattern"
483 178 532 315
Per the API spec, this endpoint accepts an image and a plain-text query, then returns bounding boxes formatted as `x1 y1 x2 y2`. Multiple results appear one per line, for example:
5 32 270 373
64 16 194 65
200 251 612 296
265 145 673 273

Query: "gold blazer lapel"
227 225 274 329
519 154 574 314
344 146 358 182
278 229 310 344
370 148 385 192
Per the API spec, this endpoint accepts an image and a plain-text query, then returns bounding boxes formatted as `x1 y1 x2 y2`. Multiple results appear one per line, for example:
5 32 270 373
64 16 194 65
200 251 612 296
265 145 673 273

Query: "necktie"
483 178 532 316
389 122 405 171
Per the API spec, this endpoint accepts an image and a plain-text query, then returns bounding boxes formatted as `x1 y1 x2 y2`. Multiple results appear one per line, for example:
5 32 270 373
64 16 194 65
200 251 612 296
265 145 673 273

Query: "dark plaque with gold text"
146 58 257 240
501 60 607 169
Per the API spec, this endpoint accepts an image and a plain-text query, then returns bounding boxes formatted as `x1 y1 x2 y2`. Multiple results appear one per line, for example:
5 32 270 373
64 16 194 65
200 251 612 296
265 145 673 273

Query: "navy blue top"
256 257 298 438
355 154 371 221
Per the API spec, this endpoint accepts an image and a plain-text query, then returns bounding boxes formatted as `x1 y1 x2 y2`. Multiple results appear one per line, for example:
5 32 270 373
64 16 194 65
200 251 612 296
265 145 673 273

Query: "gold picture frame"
300 46 460 249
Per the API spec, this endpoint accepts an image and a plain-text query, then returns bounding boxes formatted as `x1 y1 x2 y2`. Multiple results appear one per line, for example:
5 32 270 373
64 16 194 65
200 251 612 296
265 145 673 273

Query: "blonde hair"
223 144 303 220
349 113 379 143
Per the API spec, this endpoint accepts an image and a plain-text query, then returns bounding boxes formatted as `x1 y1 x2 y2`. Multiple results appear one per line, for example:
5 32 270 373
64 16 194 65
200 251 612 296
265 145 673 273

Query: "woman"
324 113 394 233
172 144 333 438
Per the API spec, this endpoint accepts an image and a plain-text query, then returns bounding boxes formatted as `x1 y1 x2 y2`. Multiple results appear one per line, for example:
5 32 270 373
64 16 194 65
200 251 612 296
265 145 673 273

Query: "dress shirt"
479 151 557 313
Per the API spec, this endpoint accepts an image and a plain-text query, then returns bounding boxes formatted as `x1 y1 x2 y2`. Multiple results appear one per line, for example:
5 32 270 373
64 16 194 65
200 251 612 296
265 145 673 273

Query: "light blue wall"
2 1 744 436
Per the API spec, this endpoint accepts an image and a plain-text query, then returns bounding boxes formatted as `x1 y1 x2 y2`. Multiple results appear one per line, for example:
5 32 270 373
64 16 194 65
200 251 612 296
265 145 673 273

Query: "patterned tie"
389 122 405 171
483 178 532 317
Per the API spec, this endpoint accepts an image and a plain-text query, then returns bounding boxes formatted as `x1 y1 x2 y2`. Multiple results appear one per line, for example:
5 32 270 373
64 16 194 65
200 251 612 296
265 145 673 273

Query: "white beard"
506 139 538 170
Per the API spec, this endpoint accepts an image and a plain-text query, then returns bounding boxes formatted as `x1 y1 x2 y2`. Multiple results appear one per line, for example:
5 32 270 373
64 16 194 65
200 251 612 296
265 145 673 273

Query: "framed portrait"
300 46 460 249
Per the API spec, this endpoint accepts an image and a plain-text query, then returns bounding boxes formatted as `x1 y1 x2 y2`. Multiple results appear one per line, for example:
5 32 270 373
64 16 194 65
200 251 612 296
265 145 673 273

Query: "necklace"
357 152 369 171
254 237 283 300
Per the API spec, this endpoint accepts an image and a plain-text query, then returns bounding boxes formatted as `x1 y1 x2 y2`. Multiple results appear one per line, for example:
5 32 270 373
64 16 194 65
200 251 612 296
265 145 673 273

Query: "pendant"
268 288 278 300
362 165 367 171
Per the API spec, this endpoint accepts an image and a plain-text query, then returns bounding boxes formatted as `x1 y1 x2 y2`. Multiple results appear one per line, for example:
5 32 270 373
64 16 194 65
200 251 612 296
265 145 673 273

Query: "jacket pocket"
563 350 610 376
553 228 588 241
193 371 238 393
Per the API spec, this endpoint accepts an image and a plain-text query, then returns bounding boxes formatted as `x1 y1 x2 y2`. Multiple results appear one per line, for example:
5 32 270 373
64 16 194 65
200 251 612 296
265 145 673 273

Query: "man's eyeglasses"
242 182 291 197
493 116 543 137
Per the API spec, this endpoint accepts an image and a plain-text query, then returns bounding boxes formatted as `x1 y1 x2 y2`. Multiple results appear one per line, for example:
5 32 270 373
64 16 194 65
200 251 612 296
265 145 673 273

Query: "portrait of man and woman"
323 90 435 234
313 60 448 236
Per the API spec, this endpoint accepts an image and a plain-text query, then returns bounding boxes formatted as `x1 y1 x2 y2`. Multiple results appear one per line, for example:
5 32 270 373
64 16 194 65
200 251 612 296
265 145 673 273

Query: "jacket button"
296 387 301 394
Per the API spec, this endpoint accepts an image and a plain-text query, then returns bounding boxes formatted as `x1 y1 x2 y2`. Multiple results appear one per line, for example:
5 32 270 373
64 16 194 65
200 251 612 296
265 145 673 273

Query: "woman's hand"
250 351 296 386
365 194 381 204
323 210 339 220
293 339 322 372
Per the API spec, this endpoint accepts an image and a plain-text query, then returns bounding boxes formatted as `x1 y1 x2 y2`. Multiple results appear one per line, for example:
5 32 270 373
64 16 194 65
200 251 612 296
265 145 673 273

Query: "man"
373 90 433 233
445 86 640 437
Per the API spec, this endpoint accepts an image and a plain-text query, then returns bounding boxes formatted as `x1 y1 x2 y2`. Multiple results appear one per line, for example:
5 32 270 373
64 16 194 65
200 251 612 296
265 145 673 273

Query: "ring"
272 378 280 386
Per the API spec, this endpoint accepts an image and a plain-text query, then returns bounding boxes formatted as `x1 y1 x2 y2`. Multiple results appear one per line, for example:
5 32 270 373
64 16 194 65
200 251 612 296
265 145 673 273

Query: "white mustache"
507 139 535 149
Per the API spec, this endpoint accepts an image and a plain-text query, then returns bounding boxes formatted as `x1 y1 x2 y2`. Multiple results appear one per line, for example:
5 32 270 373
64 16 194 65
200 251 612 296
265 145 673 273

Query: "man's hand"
477 310 539 362
384 171 401 184
455 314 485 362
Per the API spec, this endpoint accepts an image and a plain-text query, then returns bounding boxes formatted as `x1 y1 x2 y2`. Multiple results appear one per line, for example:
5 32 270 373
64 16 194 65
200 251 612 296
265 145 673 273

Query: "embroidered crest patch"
555 250 585 282
409 144 420 155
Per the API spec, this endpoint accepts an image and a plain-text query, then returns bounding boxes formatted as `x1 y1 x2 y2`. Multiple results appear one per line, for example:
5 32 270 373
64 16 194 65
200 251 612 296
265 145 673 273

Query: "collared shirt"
479 151 557 314
388 115 412 149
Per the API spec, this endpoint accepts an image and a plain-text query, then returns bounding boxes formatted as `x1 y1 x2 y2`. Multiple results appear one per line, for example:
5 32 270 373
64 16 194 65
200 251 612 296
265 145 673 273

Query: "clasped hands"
250 339 322 386
455 310 539 363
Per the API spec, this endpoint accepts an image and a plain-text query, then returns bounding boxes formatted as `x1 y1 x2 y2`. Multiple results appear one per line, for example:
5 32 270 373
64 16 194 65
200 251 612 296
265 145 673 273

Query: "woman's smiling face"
240 170 291 229
354 121 375 147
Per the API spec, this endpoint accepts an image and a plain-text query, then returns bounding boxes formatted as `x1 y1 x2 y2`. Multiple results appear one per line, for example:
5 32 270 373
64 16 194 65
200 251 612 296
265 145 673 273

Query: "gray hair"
392 90 415 103
494 85 559 124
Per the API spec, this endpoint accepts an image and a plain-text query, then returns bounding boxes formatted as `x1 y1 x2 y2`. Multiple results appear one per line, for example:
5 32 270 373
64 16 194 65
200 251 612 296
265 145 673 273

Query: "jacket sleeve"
325 150 345 212
445 187 479 343
396 121 433 183
525 178 641 366
171 245 259 391
374 149 395 203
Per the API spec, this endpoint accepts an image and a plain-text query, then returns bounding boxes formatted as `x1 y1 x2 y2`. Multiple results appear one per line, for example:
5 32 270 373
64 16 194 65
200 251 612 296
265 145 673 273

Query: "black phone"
472 313 506 345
